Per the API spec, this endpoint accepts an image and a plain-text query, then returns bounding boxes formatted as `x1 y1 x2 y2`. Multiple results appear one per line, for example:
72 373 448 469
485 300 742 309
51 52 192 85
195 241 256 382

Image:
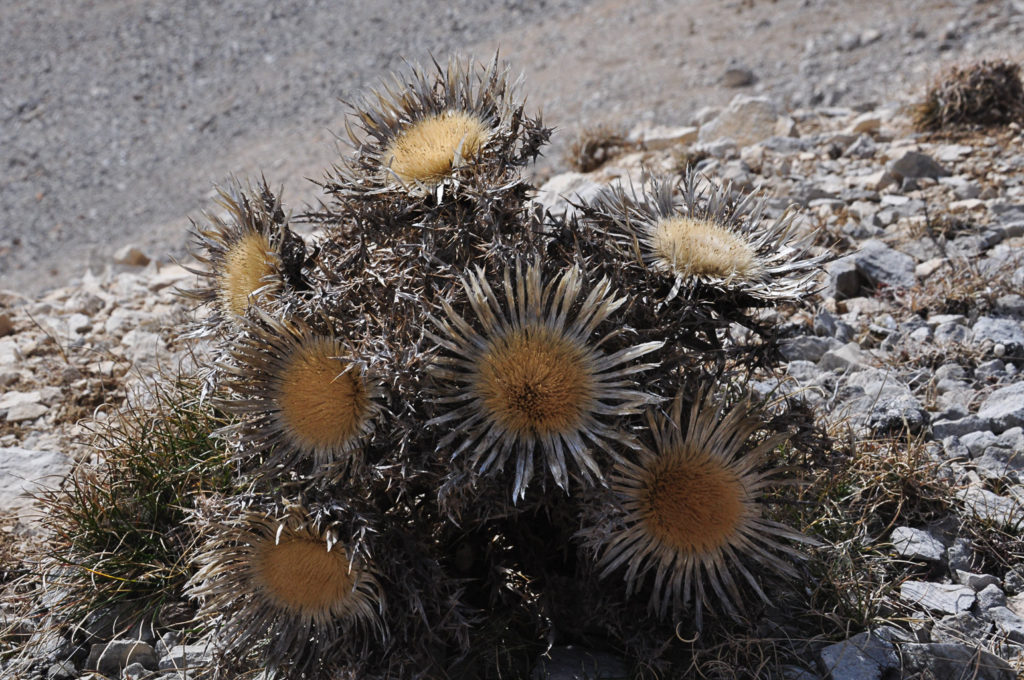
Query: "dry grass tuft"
894 252 1024 319
29 372 236 627
914 59 1024 132
565 124 632 172
800 433 953 627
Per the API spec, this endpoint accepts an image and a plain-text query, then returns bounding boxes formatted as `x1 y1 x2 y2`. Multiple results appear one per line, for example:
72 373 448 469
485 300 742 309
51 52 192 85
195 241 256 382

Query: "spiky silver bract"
585 390 814 629
187 498 383 677
217 311 382 479
427 260 663 500
591 171 824 303
183 180 306 330
328 53 549 202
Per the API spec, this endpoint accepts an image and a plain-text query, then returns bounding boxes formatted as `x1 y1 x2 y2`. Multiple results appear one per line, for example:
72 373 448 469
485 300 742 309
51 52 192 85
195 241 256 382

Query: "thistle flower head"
384 110 491 186
187 498 383 675
587 390 814 628
427 261 663 500
218 311 382 478
590 171 824 302
183 180 305 328
330 53 549 201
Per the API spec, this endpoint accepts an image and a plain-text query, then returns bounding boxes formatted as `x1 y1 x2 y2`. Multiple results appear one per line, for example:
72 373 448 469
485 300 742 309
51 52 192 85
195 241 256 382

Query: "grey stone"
851 239 915 290
532 645 630 680
899 581 975 614
908 325 931 343
891 526 946 562
976 359 1007 380
932 612 992 645
888 151 951 180
941 436 970 461
936 378 969 396
867 394 929 435
988 606 1024 643
979 383 1024 433
961 431 998 457
65 313 90 334
825 258 862 300
698 95 783 147
932 416 995 440
818 632 897 680
997 427 1024 450
928 313 968 327
933 322 972 345
122 662 149 679
92 640 157 676
534 173 606 219
957 487 1023 528
814 311 854 341
899 642 1015 680
978 583 1008 611
995 293 1024 318
121 330 165 364
46 660 75 679
934 363 967 381
956 571 1001 591
6 402 47 422
0 447 72 513
973 317 1024 352
786 360 822 382
974 446 1024 482
1005 569 1024 595
937 403 970 421
0 390 42 410
157 644 213 672
946 538 974 572
781 336 836 362
819 342 871 372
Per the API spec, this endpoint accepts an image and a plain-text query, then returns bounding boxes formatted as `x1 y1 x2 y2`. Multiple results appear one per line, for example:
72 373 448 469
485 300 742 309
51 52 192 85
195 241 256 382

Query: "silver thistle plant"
165 52 833 680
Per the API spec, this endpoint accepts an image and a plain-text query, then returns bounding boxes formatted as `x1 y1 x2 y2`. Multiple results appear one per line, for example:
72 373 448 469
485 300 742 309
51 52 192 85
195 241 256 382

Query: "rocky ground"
1 83 1023 678
4 0 1024 295
3 2 1024 679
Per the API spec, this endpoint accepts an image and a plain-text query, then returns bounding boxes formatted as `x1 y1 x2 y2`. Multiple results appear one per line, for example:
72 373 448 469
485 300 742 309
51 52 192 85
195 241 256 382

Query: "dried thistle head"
384 110 492 186
183 180 306 330
588 171 824 303
187 497 383 676
427 260 662 500
217 311 383 480
914 59 1024 132
583 390 815 629
565 123 632 173
327 53 550 204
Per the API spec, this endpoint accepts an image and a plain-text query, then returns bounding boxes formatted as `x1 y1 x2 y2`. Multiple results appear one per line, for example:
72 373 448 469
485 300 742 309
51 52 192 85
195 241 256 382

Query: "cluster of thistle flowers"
181 55 826 679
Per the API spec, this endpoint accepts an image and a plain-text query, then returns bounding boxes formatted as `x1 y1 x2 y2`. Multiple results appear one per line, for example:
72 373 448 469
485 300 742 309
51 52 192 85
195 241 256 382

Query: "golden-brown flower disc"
384 111 490 185
642 455 745 555
276 346 370 452
477 328 593 437
254 537 356 615
651 216 758 279
219 231 276 316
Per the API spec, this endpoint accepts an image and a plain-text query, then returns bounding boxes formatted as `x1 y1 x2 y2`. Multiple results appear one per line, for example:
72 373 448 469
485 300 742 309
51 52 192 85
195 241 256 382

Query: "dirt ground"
1 0 1018 295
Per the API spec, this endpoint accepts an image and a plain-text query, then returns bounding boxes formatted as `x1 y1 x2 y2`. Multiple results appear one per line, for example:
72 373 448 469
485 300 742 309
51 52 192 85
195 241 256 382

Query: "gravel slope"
2 0 1022 294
